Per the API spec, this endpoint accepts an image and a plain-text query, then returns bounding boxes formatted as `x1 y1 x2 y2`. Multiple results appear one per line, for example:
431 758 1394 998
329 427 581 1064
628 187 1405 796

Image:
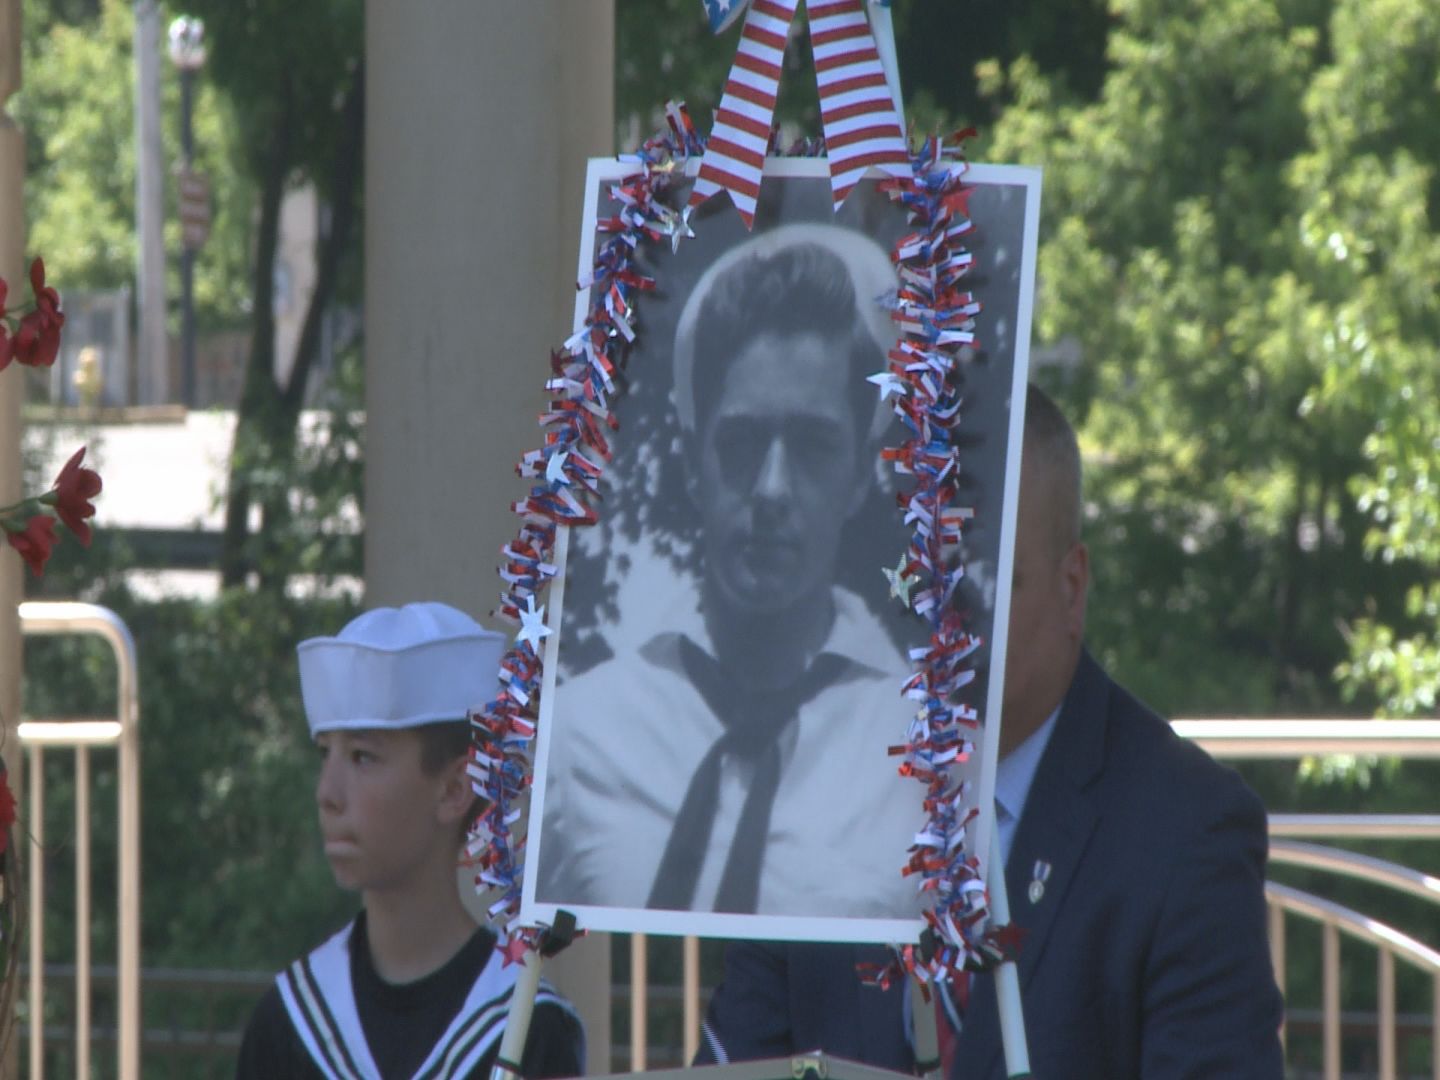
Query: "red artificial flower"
4 514 58 577
12 257 64 369
0 770 15 855
48 446 103 546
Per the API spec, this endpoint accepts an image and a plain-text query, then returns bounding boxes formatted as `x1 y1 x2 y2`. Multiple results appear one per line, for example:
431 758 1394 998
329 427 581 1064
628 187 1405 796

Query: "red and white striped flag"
807 0 911 206
689 0 911 229
690 0 799 228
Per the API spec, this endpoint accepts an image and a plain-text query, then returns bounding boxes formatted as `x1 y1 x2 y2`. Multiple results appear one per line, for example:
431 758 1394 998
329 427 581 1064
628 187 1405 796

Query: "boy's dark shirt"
236 912 583 1079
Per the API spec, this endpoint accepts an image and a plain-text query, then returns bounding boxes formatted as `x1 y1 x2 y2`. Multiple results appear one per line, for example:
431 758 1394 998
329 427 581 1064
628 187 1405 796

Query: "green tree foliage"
947 11 1439 1062
617 0 834 143
17 0 364 579
616 0 735 135
1304 0 1440 719
14 1 366 1019
898 0 1110 132
962 0 1435 719
615 0 1113 144
21 588 358 975
16 0 253 334
614 0 1436 720
162 0 365 589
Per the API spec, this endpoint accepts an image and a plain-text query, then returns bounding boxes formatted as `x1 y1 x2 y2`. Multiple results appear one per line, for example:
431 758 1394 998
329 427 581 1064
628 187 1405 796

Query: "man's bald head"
1022 382 1083 558
1000 383 1089 756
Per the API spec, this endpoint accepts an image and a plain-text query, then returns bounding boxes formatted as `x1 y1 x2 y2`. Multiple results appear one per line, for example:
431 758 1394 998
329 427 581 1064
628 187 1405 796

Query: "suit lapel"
958 652 1109 1079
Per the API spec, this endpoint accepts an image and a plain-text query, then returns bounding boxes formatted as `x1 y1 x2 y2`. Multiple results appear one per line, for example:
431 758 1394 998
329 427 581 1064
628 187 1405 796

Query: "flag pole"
867 1 905 127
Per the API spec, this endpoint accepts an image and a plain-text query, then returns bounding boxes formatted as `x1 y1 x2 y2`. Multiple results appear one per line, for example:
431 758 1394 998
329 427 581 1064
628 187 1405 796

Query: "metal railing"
618 719 1440 1076
627 934 703 1071
19 963 270 1077
19 602 141 1080
13 700 1424 1076
1171 719 1440 759
1184 719 1439 1080
1265 881 1440 1079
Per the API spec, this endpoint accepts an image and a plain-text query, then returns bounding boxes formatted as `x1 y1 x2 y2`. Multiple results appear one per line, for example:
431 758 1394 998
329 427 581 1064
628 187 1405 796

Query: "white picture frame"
522 157 1041 945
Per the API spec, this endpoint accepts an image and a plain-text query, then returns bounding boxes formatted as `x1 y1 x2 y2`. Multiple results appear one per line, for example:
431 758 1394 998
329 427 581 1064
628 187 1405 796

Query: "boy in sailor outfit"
236 602 585 1080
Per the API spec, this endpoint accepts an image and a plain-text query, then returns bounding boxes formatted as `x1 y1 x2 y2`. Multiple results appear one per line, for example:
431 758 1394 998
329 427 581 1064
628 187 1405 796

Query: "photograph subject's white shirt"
539 588 926 919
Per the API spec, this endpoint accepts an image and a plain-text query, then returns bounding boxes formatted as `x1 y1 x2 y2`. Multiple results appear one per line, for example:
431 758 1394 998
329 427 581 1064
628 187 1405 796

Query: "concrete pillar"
0 0 22 1070
364 4 615 1071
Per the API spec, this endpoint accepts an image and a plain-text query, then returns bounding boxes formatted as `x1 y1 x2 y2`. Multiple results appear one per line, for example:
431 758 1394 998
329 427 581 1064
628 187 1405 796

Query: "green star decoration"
883 555 915 607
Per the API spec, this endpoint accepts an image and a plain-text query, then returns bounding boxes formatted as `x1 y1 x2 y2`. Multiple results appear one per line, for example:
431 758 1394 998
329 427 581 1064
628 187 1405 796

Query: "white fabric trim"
279 923 381 1080
703 1020 731 1065
275 920 579 1080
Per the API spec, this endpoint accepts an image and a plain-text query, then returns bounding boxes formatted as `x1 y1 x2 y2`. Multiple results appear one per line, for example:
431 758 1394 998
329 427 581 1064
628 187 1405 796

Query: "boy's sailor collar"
275 917 574 1080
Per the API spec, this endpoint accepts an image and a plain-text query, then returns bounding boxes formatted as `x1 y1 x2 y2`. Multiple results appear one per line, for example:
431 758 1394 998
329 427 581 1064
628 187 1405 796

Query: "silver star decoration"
546 449 570 486
668 207 697 255
867 370 906 401
517 596 553 652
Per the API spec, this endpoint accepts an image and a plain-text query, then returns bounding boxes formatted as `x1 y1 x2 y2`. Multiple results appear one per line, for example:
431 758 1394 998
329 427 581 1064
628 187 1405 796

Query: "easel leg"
989 829 1032 1079
490 947 544 1080
490 912 579 1080
910 972 942 1079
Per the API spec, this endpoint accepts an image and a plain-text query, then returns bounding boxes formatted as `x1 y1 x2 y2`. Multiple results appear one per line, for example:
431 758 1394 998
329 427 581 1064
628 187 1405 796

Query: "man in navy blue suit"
696 385 1285 1078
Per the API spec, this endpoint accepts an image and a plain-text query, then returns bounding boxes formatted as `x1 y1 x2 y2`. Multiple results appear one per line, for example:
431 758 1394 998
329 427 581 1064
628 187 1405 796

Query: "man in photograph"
536 224 925 918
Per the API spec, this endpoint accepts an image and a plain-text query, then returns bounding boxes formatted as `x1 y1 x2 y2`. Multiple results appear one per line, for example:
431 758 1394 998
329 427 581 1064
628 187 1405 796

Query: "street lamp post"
167 16 205 408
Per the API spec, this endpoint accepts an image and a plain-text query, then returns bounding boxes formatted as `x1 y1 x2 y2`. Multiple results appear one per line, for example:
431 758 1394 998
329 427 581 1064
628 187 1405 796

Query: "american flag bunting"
690 0 911 229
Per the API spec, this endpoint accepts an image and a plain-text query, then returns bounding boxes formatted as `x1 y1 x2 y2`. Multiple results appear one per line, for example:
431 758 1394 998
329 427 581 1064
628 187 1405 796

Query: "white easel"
488 912 575 1080
494 8 1033 1077
490 952 544 1080
985 826 1033 1077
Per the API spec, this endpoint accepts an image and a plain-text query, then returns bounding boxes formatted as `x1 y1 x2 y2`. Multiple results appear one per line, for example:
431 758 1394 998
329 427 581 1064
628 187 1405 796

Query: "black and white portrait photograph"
525 158 1041 942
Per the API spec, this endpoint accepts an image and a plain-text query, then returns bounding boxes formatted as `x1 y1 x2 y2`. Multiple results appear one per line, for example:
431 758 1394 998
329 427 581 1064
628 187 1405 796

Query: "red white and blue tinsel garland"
865 131 1013 992
466 104 703 957
469 103 1006 988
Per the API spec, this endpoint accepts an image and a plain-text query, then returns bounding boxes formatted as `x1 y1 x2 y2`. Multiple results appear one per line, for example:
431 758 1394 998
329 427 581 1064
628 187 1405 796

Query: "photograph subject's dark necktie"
646 636 853 913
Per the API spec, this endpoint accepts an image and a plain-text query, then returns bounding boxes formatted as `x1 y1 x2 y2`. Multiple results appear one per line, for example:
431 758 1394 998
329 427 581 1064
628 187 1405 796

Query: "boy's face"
314 728 462 894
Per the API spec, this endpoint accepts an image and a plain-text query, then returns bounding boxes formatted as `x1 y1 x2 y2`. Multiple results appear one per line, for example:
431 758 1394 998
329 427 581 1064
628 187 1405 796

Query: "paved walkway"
26 410 358 599
30 410 237 531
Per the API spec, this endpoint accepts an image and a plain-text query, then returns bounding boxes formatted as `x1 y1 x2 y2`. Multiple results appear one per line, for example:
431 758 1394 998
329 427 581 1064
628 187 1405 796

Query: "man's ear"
434 754 475 829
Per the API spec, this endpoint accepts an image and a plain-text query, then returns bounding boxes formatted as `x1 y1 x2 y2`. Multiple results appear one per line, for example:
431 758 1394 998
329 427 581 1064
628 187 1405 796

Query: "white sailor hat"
297 602 506 736
671 222 898 442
